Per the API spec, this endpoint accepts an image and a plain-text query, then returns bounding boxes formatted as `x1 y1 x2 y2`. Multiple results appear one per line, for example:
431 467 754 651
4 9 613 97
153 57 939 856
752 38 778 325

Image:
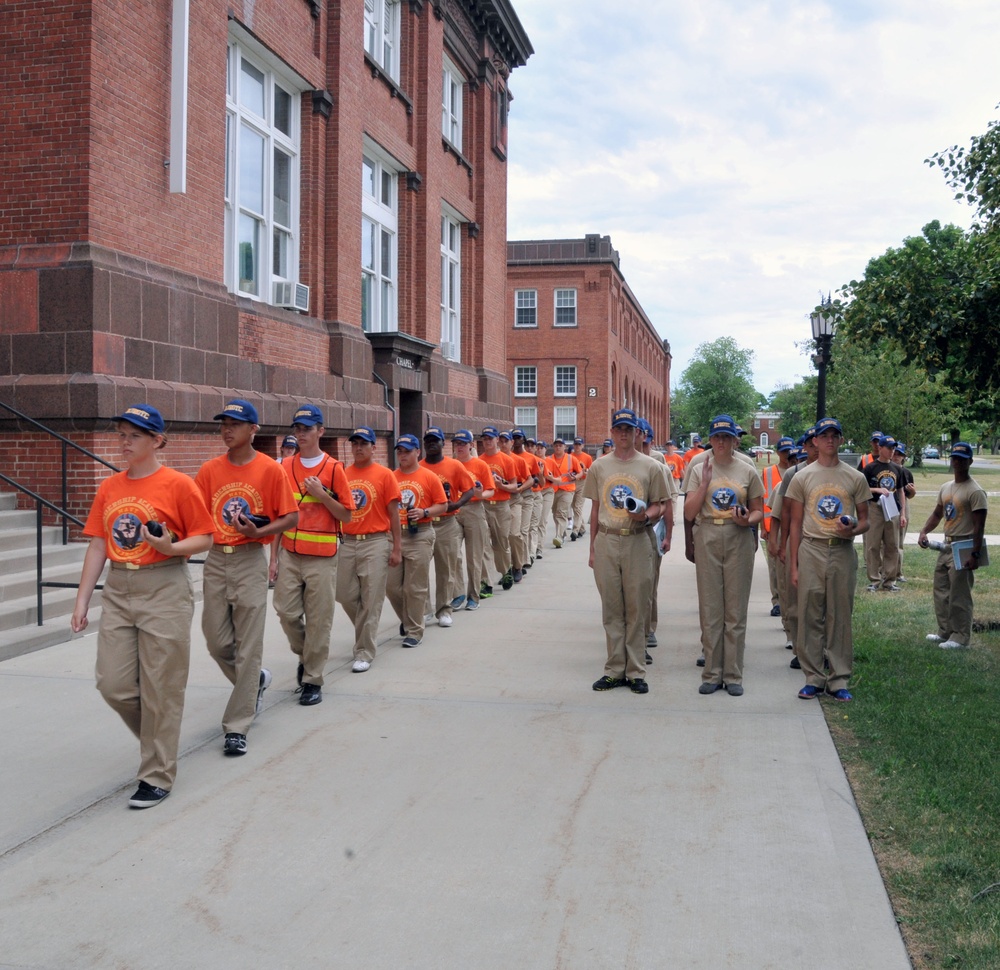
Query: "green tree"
825 339 963 457
768 377 818 441
673 337 761 437
928 105 1000 230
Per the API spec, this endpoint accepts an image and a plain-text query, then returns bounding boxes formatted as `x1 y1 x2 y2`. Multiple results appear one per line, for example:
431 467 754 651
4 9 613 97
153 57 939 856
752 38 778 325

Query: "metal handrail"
0 471 85 626
0 399 120 543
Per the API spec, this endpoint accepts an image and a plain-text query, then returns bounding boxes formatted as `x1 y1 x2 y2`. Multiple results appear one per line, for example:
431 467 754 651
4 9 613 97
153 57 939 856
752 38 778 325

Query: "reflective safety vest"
281 455 342 557
761 463 783 534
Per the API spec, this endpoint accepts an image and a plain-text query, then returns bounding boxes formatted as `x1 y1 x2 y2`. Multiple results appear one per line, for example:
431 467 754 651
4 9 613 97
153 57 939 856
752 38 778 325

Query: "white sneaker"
256 667 272 714
940 639 966 649
438 613 453 628
925 633 943 642
352 659 371 672
553 536 563 548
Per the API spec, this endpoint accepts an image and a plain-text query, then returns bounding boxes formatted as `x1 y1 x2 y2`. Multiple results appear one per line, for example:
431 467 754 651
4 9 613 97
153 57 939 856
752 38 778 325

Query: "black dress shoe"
299 683 322 706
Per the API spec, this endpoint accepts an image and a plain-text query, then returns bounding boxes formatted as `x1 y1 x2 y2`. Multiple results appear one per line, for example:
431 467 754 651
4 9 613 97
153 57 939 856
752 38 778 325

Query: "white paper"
878 492 899 521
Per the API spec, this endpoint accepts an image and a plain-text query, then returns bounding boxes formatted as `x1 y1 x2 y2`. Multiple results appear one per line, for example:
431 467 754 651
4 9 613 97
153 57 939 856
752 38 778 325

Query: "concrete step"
0 507 39 530
0 525 78 555
0 580 104 633
0 562 93 604
0 541 90 577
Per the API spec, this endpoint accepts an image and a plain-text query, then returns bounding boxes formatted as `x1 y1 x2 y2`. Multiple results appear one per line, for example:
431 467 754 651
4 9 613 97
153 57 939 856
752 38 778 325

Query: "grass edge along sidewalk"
824 552 1000 970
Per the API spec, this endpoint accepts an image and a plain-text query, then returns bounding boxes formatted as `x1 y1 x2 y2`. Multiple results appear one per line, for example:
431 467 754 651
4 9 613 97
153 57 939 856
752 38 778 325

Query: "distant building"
0 0 533 518
505 234 670 447
751 412 782 448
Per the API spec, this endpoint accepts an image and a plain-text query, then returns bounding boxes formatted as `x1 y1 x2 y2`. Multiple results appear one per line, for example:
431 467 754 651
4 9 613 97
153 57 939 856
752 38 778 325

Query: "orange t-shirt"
480 451 518 501
394 465 448 526
573 450 594 475
664 453 684 481
420 456 475 517
278 453 355 555
458 456 496 502
683 445 705 467
545 453 582 492
342 461 402 535
83 465 214 566
195 451 298 546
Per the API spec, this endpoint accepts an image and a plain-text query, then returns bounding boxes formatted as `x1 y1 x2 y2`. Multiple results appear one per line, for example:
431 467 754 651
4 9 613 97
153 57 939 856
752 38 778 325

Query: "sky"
504 0 1000 399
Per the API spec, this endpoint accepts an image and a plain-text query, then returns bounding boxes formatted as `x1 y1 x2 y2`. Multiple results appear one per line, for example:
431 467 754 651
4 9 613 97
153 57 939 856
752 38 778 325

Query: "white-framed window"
440 212 461 360
554 289 577 327
515 366 537 397
515 289 537 328
364 0 401 81
361 143 398 333
442 55 463 149
760 433 770 447
554 365 577 397
225 39 302 303
554 406 577 442
515 407 537 441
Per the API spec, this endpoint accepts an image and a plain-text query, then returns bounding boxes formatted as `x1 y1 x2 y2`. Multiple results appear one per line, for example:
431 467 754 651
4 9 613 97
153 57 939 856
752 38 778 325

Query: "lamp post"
810 297 838 422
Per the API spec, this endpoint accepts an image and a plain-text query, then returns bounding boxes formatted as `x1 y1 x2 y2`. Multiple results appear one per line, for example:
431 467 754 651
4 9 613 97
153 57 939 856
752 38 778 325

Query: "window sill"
364 53 413 116
513 324 538 330
442 137 473 176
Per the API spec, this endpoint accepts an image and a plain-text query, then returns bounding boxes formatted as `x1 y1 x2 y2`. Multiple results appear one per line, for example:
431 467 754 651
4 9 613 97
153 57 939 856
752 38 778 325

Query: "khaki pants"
429 515 462 617
456 502 487 603
95 560 193 791
520 490 535 561
933 538 976 645
273 548 337 686
778 542 797 647
593 530 656 681
387 526 435 638
532 490 550 557
694 521 755 686
508 493 525 569
571 488 588 536
797 538 857 692
864 501 899 586
202 543 268 736
765 534 780 606
336 532 392 662
482 500 511 583
551 489 573 543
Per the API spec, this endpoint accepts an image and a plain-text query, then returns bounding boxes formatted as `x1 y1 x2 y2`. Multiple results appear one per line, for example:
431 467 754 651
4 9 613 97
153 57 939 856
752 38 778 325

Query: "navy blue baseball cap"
512 428 526 439
423 426 445 441
499 430 512 441
281 434 298 449
452 429 474 444
395 434 420 451
893 442 907 456
115 404 165 434
951 442 974 460
349 426 376 444
480 426 499 439
879 434 897 449
802 426 818 442
776 436 795 452
814 417 843 436
214 399 258 423
611 408 639 429
603 438 613 448
573 436 585 445
553 436 566 445
709 414 738 438
292 404 324 427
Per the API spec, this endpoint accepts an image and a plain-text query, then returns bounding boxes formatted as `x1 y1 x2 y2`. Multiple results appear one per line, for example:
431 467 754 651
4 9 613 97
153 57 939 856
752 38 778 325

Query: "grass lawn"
825 538 1000 968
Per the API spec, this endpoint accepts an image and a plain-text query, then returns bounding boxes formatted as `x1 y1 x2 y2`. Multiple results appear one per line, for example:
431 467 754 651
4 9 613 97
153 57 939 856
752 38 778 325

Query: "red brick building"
751 412 782 448
0 0 531 516
505 235 670 447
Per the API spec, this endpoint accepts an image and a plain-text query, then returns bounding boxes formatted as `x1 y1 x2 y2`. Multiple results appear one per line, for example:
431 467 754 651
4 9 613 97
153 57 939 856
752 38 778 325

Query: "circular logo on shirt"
817 494 844 520
210 484 264 539
878 474 896 491
944 501 957 521
105 497 158 562
712 486 738 512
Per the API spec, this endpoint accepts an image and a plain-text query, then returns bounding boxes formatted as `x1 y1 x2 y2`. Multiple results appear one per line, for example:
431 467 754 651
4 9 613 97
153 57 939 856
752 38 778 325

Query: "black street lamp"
810 298 838 422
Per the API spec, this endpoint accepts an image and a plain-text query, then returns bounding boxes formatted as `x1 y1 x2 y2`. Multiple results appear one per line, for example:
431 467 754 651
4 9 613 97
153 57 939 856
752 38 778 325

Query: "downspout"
372 370 397 468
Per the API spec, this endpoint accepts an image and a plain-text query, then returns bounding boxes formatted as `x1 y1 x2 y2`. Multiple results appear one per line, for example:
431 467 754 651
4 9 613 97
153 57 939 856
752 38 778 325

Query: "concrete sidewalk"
0 524 910 969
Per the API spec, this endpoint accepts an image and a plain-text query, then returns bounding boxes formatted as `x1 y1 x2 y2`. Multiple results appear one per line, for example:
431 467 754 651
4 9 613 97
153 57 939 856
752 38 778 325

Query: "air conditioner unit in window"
440 341 457 360
273 281 310 313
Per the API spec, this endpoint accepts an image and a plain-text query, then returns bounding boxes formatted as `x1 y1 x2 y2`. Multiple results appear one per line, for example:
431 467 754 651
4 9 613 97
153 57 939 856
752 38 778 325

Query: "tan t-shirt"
785 460 871 538
582 452 669 530
681 447 755 493
686 455 764 524
938 477 988 537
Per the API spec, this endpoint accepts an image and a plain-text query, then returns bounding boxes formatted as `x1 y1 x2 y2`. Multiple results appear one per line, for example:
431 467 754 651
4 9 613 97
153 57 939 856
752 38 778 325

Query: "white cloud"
506 0 1000 398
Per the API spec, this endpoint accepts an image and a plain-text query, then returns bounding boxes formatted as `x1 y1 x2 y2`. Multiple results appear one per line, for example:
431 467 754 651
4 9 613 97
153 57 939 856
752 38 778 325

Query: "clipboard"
950 539 989 570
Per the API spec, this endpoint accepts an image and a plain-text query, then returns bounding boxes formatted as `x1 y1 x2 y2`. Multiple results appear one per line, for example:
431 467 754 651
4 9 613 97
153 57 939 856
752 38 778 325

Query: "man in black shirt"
893 443 916 581
860 434 907 591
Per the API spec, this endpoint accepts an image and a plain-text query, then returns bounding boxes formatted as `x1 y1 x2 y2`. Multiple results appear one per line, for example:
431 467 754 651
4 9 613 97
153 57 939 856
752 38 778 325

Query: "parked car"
922 446 940 459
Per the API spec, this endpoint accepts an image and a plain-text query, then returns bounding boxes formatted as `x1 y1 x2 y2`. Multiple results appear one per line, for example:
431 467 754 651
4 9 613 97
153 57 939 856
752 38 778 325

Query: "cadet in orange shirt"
270 404 354 705
683 433 705 467
388 435 448 647
421 426 475 625
72 404 214 808
452 429 495 611
196 399 298 757
478 427 518 593
569 437 594 540
544 438 582 547
337 426 402 671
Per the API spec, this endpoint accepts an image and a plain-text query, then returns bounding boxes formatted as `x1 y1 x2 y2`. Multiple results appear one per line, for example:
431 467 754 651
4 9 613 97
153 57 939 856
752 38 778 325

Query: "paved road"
0 517 911 969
